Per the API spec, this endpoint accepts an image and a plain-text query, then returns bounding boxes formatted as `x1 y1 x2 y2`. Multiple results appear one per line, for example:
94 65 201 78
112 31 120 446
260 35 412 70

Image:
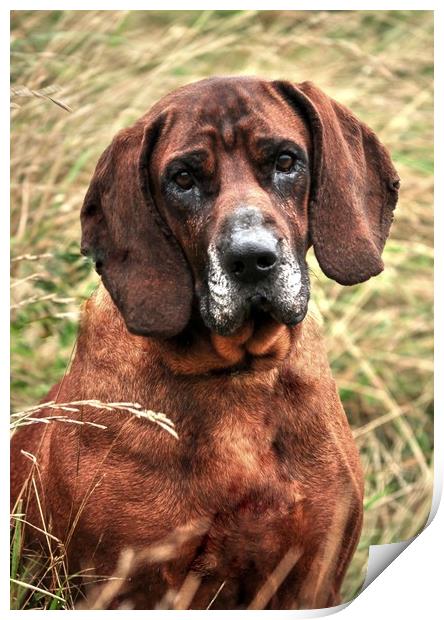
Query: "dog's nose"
224 231 280 284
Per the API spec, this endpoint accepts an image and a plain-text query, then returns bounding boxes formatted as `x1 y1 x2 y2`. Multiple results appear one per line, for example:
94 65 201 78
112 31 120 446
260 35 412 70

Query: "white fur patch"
202 240 307 335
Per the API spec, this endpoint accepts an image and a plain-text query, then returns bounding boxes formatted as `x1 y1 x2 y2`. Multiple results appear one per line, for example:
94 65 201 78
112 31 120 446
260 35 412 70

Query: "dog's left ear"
274 80 400 285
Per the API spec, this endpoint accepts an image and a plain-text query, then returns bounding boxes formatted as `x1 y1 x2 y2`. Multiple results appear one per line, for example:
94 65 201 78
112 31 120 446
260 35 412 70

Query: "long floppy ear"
274 80 400 285
80 116 193 338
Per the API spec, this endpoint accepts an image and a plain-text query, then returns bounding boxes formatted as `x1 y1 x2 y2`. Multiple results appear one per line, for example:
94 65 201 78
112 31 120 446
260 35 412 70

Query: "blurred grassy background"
10 10 433 608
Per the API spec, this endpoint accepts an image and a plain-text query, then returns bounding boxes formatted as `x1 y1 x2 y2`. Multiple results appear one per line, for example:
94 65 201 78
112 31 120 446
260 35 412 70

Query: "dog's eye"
174 170 194 190
276 152 295 173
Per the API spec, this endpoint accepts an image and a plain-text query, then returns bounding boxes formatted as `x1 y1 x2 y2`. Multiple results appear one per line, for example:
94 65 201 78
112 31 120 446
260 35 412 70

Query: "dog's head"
81 77 399 339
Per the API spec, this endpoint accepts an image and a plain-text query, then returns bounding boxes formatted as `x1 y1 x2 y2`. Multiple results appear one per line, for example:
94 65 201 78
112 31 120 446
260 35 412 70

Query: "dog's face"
150 79 311 335
81 77 399 341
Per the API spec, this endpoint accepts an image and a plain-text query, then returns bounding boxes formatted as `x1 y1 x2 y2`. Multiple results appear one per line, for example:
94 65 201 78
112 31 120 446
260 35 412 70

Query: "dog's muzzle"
200 206 310 335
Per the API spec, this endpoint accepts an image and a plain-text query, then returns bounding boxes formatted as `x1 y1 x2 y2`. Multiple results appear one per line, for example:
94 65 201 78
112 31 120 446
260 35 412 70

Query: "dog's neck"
83 284 299 376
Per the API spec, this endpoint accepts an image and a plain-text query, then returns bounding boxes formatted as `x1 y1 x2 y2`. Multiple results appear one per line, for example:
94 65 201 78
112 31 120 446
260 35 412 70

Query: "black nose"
223 231 280 284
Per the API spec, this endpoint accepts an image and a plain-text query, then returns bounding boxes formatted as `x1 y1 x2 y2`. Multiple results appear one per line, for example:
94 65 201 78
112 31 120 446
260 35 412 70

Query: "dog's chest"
169 413 308 581
213 413 274 478
191 411 305 522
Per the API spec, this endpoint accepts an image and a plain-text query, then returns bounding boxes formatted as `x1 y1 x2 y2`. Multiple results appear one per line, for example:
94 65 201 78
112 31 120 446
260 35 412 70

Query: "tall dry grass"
10 10 433 609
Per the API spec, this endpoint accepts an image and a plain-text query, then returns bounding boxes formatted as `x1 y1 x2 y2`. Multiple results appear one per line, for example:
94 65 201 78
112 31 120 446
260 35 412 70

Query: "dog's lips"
248 294 272 312
199 250 310 338
248 291 308 329
199 284 309 336
247 304 276 333
216 296 307 341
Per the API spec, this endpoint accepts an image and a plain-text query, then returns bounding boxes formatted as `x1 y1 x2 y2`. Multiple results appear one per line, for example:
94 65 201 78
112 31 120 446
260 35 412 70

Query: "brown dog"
11 77 399 610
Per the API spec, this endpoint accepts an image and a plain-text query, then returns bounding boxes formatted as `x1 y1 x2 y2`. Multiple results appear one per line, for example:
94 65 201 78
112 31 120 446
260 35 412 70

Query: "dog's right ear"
80 116 193 339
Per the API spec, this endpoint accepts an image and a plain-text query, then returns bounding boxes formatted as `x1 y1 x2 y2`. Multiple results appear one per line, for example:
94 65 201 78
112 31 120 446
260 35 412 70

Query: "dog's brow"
166 148 210 170
253 137 308 162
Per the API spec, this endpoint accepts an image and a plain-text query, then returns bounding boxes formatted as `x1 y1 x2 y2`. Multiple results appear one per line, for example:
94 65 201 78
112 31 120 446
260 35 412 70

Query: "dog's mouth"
249 294 273 315
243 296 302 334
157 269 309 375
245 301 276 337
203 287 309 335
199 262 310 338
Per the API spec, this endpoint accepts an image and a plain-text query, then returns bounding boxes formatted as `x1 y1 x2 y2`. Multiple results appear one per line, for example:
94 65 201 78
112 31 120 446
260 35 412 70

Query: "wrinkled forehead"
153 78 311 160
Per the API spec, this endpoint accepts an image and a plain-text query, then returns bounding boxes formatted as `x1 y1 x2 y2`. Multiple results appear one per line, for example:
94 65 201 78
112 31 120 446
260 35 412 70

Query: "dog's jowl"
10 77 399 610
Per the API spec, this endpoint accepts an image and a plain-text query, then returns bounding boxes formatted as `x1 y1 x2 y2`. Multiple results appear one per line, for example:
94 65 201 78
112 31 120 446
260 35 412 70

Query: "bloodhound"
11 77 399 609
